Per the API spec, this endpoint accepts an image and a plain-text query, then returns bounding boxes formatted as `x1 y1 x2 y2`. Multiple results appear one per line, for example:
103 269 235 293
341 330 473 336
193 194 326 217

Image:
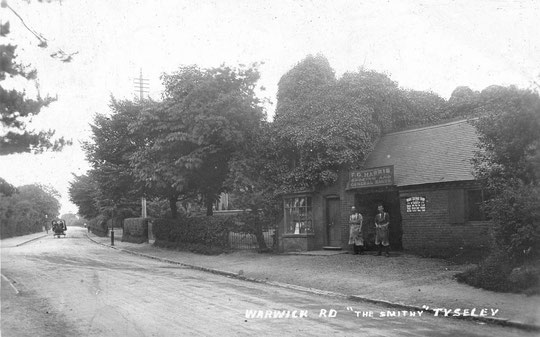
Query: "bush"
87 215 109 237
507 265 540 295
455 249 512 292
484 185 540 264
454 248 540 294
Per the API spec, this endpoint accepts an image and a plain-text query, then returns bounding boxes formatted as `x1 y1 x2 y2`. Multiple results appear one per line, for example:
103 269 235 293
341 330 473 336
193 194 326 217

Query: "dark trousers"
377 244 390 255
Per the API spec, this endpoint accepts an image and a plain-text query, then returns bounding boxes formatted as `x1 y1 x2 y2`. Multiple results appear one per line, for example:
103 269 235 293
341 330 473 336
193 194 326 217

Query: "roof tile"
363 120 478 187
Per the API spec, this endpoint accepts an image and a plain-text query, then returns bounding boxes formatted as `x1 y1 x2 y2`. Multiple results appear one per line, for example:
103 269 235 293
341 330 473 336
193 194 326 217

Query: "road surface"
1 227 533 336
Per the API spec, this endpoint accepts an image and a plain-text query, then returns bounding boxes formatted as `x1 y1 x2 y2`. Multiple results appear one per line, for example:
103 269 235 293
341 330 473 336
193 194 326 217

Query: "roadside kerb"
14 234 48 247
85 233 539 332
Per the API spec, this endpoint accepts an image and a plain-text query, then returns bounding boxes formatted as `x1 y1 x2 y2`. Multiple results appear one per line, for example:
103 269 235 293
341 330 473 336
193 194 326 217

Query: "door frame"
325 195 341 246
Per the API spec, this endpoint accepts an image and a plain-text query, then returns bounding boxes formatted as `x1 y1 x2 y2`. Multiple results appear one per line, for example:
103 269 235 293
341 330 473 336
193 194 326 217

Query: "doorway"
355 190 402 250
325 197 341 247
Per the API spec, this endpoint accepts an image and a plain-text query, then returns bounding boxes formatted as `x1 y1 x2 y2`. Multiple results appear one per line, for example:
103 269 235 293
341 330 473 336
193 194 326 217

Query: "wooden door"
326 198 341 247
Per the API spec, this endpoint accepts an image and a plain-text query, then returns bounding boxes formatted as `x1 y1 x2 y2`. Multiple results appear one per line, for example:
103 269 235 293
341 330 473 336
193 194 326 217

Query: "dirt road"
1 227 533 336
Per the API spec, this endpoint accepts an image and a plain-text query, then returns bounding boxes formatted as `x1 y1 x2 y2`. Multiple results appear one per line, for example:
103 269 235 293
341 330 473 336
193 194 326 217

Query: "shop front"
345 166 402 250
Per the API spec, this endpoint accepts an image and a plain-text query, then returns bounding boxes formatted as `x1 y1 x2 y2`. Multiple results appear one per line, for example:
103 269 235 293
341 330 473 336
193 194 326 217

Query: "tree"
269 57 397 192
0 182 60 237
82 98 155 219
130 64 265 216
443 86 481 119
0 2 71 154
275 54 336 120
68 173 100 219
336 69 411 133
400 89 446 128
471 86 540 263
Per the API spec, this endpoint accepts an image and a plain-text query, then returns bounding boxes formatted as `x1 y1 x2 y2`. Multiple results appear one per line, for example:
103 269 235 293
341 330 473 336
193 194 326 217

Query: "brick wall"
399 187 491 253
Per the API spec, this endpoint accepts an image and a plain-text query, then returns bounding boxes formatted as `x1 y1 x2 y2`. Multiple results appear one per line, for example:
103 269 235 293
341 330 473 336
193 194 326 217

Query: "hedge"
87 215 109 237
153 215 236 253
122 217 149 244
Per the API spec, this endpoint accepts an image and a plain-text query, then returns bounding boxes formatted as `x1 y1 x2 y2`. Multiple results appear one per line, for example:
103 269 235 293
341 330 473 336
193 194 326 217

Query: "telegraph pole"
133 68 149 100
134 69 148 218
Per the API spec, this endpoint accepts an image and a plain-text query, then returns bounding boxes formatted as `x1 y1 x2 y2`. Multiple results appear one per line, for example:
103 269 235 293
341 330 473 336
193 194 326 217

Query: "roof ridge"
386 118 476 136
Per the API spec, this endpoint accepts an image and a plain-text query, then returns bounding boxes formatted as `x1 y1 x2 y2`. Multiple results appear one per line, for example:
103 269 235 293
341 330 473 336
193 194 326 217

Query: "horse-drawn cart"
52 219 67 238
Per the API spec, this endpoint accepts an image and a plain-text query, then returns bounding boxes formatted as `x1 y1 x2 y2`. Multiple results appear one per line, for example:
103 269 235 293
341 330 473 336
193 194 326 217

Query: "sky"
0 0 539 215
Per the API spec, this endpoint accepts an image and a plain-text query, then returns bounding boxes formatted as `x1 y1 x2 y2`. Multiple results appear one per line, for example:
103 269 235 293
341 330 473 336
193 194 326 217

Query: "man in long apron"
348 206 364 255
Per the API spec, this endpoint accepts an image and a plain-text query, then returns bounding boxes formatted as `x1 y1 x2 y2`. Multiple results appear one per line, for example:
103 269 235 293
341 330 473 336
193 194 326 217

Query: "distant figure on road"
348 206 364 255
375 204 390 257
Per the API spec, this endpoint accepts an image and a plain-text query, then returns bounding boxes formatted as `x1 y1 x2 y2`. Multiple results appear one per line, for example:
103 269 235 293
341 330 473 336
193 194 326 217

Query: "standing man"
348 206 364 255
375 204 390 257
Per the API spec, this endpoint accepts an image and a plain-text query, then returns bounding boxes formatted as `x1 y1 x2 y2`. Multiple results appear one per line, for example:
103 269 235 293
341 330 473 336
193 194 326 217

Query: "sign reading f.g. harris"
347 166 394 189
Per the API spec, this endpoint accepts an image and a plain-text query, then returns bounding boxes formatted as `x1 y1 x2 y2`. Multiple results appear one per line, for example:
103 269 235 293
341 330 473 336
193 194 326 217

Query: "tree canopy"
130 64 265 215
264 55 452 193
0 181 61 237
471 86 540 263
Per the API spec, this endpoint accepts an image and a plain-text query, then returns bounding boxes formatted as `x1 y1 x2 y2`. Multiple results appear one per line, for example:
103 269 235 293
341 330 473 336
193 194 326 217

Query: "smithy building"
280 119 491 253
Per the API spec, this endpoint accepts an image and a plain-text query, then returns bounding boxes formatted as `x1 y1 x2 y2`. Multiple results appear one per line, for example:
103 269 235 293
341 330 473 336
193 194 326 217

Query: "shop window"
467 189 488 221
284 196 313 234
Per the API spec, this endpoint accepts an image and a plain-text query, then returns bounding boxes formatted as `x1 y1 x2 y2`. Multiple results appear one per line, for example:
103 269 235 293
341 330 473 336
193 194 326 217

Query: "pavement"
3 229 539 332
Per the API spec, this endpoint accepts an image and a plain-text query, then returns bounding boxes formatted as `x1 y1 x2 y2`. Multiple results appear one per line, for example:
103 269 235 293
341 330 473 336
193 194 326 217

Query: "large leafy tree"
0 1 71 154
81 98 154 219
270 55 413 192
130 64 265 216
472 86 540 263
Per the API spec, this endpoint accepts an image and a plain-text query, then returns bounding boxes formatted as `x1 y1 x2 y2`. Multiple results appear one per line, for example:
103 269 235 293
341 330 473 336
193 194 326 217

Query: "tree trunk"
169 197 178 219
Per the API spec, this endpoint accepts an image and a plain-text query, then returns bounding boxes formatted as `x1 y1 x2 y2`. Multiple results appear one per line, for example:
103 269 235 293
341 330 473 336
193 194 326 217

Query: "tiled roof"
363 119 479 187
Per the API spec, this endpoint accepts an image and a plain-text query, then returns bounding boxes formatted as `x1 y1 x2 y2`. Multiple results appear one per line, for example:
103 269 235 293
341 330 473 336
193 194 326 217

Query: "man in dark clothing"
375 204 390 257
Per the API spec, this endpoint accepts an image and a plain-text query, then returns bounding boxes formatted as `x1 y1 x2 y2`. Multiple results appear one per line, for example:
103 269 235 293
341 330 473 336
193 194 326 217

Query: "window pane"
283 196 313 234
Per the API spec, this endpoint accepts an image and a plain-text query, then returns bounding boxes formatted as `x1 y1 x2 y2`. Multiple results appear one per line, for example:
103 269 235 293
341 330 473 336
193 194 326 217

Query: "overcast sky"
1 0 539 215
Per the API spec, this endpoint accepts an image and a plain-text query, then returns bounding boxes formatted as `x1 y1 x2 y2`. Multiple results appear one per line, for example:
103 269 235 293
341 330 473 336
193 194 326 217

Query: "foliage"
456 248 540 294
269 56 405 192
462 86 540 293
455 249 513 292
68 173 100 219
0 20 70 154
83 98 150 206
275 54 335 120
0 182 60 238
87 215 108 237
471 87 540 261
336 69 411 133
0 176 16 196
400 89 446 128
129 64 265 216
443 86 482 119
152 215 234 254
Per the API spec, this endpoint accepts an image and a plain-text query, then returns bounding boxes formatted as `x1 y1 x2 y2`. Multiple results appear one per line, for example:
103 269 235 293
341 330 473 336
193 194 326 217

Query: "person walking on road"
375 204 390 257
348 206 364 255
